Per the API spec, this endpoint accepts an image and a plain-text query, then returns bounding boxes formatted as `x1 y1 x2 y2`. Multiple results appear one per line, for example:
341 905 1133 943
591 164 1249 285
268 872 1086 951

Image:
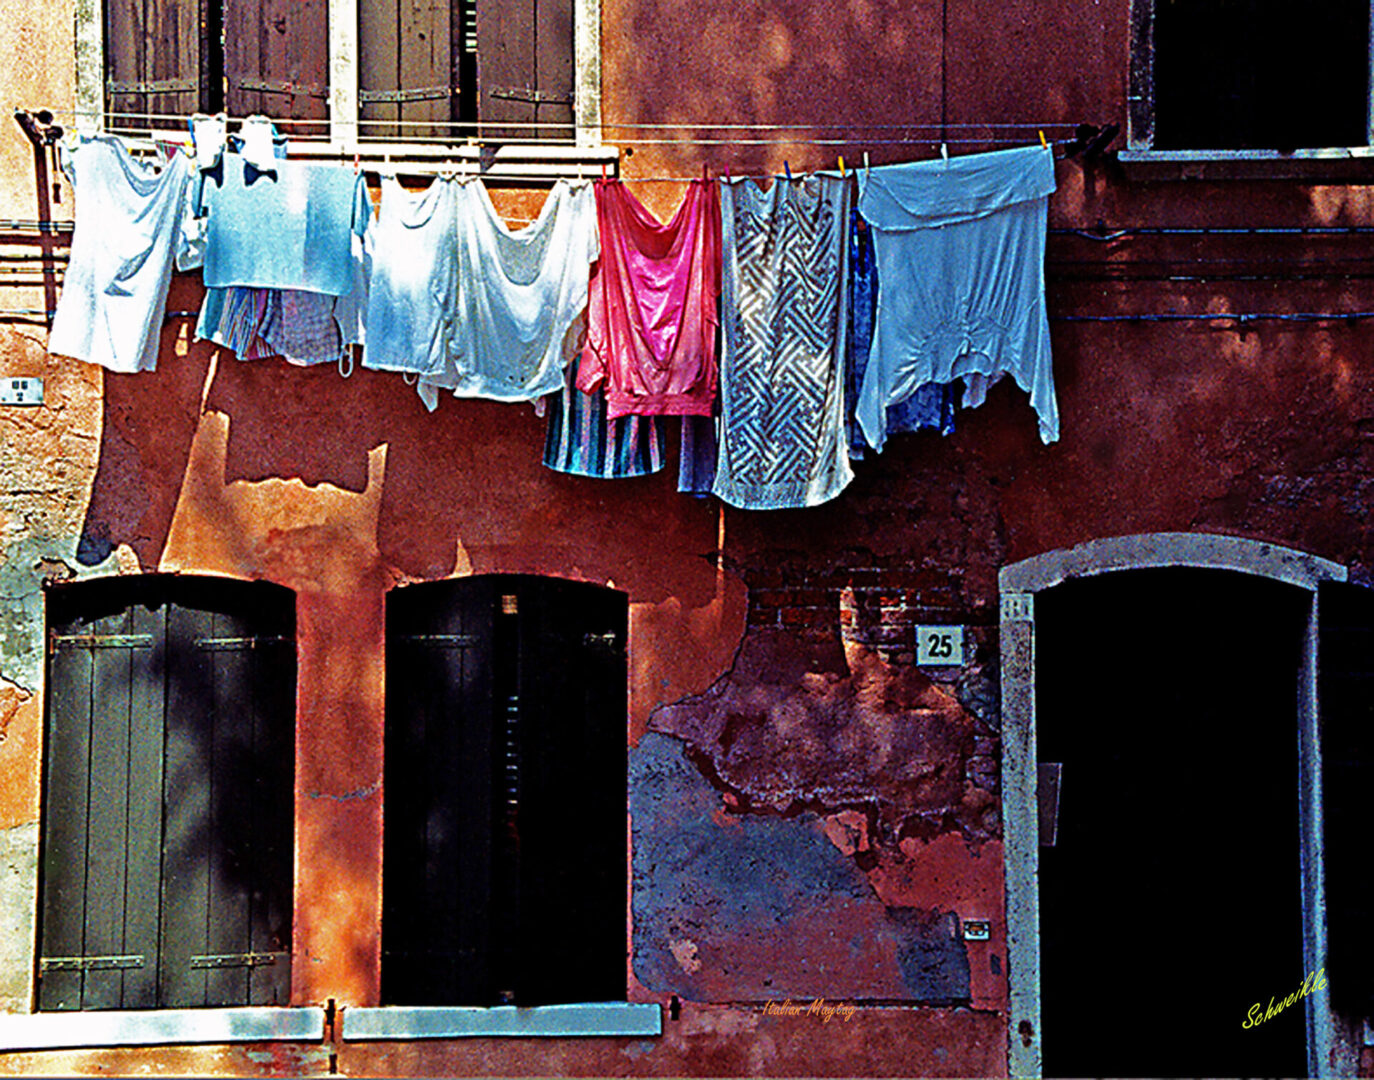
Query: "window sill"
1119 147 1374 182
340 1003 662 1040
0 1007 325 1051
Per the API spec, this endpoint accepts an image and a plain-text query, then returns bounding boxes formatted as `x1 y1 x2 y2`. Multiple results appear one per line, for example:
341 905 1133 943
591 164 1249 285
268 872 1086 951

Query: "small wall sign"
0 377 43 406
915 625 964 665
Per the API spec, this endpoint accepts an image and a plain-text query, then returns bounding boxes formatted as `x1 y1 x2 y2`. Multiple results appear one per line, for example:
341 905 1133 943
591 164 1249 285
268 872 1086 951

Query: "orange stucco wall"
2 0 1373 1075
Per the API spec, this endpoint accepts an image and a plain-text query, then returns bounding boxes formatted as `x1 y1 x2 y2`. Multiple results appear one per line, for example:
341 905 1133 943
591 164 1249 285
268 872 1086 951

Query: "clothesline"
31 107 1084 131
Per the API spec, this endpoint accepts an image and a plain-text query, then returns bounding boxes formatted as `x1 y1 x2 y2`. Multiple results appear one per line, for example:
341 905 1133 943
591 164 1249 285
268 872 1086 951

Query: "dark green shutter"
1318 580 1374 1016
39 577 295 1011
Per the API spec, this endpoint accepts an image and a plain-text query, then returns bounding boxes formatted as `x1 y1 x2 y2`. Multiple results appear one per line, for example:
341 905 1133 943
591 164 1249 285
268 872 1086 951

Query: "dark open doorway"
1036 567 1311 1076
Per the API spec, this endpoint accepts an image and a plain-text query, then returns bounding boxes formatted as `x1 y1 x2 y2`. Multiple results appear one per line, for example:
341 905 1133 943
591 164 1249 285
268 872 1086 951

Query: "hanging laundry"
200 152 370 295
361 174 457 381
845 206 955 458
856 144 1058 446
259 290 345 366
48 133 193 374
418 178 598 409
712 174 854 510
196 285 275 360
543 351 667 478
677 415 718 497
576 179 721 419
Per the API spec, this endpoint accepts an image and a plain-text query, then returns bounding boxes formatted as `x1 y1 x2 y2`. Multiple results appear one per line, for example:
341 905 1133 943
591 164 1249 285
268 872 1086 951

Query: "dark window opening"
38 575 295 1011
381 574 627 1007
1152 0 1369 150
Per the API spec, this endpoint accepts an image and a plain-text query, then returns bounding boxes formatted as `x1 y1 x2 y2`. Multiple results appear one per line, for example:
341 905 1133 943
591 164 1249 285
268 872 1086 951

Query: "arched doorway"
998 534 1363 1077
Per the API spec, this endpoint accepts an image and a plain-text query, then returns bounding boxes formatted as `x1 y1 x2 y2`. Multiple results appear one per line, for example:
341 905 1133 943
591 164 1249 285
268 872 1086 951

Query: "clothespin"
600 162 607 180
838 155 846 178
940 141 949 163
1038 129 1048 150
784 161 792 182
862 151 870 173
353 151 360 174
701 162 708 183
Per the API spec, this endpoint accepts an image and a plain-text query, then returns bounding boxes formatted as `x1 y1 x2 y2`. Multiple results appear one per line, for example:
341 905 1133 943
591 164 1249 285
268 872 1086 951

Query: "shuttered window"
105 0 329 132
382 575 627 1006
38 576 295 1011
102 0 575 141
359 0 574 139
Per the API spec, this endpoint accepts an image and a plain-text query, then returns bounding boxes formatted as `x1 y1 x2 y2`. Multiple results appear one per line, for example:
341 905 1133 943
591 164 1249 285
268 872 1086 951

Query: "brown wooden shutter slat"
224 0 329 135
478 0 578 136
361 0 457 141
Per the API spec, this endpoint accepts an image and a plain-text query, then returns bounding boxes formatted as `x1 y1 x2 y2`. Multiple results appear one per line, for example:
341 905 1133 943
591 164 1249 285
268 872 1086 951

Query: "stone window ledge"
0 1007 325 1051
1119 147 1374 182
340 1003 662 1040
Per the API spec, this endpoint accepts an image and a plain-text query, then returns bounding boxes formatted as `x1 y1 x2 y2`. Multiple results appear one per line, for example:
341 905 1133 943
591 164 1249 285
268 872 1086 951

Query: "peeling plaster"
630 731 972 1003
650 629 998 848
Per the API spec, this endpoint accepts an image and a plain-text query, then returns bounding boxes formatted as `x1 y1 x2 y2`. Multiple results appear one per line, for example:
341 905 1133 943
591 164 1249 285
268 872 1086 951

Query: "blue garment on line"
201 152 370 295
845 205 954 459
856 144 1058 448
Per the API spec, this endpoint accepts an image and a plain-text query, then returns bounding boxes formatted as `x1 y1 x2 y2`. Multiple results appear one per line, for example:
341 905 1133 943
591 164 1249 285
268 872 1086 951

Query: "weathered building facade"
1 0 1373 1076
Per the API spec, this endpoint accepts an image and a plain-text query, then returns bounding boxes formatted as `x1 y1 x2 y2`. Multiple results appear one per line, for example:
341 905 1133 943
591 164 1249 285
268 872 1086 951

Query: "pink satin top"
577 179 721 418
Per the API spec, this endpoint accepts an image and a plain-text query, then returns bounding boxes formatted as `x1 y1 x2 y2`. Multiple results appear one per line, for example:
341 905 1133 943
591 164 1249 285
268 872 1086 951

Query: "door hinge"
40 954 145 972
189 951 287 969
107 78 197 94
487 86 574 106
232 77 328 99
360 86 456 104
400 634 478 647
194 635 291 651
50 632 153 652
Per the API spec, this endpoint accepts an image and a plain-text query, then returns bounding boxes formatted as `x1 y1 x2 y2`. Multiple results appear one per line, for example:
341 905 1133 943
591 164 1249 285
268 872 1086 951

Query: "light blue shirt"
857 144 1059 446
202 153 370 296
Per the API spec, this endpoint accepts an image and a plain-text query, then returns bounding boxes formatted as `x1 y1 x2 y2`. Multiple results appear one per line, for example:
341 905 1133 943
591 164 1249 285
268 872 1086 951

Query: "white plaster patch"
669 937 702 975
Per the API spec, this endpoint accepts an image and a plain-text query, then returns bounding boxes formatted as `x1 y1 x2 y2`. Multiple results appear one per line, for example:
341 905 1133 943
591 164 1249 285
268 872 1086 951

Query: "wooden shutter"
513 577 627 1005
382 577 497 1005
224 0 330 136
105 0 208 122
359 0 467 140
476 0 574 138
1318 580 1374 1016
39 577 295 1011
381 575 627 1006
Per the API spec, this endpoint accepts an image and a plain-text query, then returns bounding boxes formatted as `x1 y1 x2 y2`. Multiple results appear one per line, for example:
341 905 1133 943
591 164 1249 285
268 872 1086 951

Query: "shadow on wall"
75 283 724 608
